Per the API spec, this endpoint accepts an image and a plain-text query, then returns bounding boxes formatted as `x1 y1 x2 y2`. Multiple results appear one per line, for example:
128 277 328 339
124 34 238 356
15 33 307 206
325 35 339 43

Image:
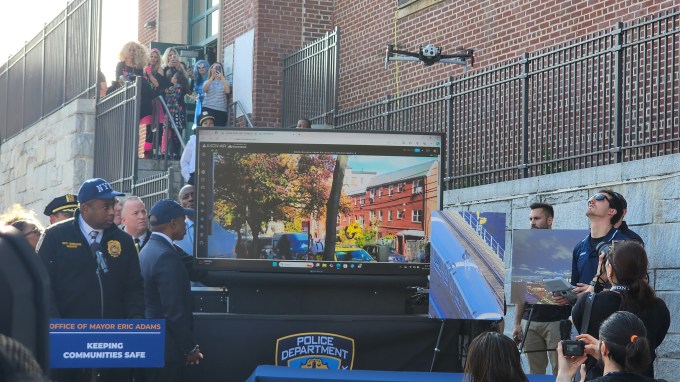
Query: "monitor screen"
194 128 443 275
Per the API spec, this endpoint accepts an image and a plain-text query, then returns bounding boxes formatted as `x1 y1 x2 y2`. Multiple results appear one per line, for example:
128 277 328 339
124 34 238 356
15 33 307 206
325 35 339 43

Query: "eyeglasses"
23 226 41 237
589 193 612 205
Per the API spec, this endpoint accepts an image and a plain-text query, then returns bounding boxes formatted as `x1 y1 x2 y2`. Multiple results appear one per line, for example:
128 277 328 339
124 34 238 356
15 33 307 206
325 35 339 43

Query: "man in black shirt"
513 202 569 375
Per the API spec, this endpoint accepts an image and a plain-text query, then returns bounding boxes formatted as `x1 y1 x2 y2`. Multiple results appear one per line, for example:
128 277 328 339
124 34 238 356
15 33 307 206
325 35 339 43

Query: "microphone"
95 250 109 273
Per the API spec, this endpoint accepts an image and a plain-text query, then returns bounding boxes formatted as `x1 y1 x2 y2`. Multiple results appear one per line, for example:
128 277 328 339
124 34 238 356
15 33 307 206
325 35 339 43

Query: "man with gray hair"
120 196 151 251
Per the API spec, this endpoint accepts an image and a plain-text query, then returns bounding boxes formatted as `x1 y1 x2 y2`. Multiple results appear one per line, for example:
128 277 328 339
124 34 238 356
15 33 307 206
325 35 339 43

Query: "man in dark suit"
139 199 203 382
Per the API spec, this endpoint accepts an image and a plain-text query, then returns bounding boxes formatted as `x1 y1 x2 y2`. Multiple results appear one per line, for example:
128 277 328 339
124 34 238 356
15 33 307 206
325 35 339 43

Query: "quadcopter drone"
384 44 474 70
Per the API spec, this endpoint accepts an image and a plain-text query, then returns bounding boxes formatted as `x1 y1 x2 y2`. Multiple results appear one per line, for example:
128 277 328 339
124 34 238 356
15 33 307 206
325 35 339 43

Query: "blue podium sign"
50 319 165 368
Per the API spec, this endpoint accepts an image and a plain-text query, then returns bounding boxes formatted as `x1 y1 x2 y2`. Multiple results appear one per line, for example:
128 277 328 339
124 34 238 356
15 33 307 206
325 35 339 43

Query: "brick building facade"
138 0 675 126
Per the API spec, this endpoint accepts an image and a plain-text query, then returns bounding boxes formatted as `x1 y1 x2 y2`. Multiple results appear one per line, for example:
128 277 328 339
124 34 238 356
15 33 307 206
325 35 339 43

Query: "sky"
1 0 138 82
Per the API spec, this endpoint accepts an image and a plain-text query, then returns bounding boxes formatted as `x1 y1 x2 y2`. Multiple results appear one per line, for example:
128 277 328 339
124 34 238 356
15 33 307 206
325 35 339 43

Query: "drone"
384 44 474 70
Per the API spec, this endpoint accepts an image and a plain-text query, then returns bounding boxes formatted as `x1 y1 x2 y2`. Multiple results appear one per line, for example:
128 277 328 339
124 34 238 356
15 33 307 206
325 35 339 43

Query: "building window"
397 210 404 220
359 216 365 226
397 183 404 192
369 211 375 220
189 0 220 45
370 189 375 199
378 188 382 198
360 196 365 206
378 210 383 221
412 179 423 194
412 210 423 223
389 185 394 196
388 211 393 221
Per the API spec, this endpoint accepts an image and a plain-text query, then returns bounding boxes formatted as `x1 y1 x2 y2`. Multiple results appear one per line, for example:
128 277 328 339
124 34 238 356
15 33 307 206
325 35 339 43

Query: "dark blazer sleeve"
122 238 145 318
571 293 585 333
153 248 194 355
37 231 61 318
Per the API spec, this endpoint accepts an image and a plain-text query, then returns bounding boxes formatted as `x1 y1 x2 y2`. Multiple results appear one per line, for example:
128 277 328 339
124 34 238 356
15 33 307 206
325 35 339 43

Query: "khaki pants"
521 319 561 375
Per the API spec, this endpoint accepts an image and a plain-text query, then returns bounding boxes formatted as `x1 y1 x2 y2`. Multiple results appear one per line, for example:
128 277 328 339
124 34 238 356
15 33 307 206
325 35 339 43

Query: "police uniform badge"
107 240 122 258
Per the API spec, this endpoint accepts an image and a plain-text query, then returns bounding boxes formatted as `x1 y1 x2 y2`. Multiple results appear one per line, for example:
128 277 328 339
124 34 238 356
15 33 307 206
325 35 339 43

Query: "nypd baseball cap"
78 178 125 204
149 199 193 226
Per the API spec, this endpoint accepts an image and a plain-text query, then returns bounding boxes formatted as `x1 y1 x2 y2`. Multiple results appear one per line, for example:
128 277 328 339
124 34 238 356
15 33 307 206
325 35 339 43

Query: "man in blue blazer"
139 199 203 382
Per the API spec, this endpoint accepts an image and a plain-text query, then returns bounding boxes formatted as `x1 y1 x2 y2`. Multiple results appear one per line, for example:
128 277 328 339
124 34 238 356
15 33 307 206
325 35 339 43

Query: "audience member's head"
43 194 78 225
296 119 311 129
598 311 651 374
162 47 181 70
148 48 162 72
120 196 148 237
194 60 209 82
178 185 195 212
529 202 553 229
0 205 44 251
0 333 48 382
118 41 148 68
464 331 528 382
198 111 215 127
606 241 655 314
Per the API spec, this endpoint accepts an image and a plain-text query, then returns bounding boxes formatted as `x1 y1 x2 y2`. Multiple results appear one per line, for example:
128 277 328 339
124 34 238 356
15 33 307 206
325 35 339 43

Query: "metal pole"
446 76 454 190
521 53 530 178
613 22 624 163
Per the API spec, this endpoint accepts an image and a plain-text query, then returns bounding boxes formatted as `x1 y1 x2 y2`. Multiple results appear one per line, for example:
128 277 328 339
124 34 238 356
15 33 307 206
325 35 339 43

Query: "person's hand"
185 345 203 365
573 283 590 297
555 341 588 382
551 293 570 305
512 324 523 344
576 333 600 360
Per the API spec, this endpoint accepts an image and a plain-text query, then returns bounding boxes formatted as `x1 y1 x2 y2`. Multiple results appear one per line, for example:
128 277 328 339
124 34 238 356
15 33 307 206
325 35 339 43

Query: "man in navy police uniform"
37 178 144 382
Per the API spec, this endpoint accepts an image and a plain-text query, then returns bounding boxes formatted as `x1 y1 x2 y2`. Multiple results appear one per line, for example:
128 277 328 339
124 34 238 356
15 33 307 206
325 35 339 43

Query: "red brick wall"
138 0 157 47
333 0 676 110
222 0 334 127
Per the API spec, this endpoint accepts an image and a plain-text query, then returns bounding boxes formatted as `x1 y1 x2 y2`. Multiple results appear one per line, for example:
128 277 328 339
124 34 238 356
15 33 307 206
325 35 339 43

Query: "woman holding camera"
557 311 668 382
201 62 230 127
571 241 669 380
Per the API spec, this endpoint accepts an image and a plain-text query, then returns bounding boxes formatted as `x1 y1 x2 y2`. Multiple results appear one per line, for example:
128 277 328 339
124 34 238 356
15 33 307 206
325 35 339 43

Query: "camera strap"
580 292 596 334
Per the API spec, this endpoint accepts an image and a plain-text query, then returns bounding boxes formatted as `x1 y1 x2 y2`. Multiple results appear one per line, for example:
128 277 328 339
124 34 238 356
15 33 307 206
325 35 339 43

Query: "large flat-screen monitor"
194 128 443 275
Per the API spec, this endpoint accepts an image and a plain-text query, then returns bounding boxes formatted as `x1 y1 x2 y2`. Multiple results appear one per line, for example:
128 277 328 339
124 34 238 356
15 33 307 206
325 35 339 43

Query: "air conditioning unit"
413 186 423 194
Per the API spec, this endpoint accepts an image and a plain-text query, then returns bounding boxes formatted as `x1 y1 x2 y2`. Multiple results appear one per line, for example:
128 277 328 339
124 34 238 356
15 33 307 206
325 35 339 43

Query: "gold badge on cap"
65 193 76 202
107 240 122 258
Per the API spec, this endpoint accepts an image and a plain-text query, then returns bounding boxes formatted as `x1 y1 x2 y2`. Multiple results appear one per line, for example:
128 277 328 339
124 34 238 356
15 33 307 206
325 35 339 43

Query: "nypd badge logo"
107 240 122 258
275 332 354 369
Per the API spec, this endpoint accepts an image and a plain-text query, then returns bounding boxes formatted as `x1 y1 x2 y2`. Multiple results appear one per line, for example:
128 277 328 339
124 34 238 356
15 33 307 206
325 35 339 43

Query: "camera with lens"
560 340 585 356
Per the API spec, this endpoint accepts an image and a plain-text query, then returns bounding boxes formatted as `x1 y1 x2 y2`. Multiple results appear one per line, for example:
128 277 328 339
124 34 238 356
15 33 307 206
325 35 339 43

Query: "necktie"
89 230 99 253
134 238 141 251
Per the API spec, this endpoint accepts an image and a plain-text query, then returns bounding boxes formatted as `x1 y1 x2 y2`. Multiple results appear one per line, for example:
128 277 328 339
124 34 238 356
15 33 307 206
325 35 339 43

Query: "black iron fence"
0 0 101 142
335 12 680 189
94 80 141 193
282 27 340 128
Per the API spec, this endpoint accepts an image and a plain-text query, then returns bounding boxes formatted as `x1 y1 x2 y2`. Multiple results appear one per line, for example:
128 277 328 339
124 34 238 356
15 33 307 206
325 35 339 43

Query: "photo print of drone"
384 44 474 71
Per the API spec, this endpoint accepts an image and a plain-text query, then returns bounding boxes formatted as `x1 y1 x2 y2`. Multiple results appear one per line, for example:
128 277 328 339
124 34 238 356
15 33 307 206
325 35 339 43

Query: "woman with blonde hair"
0 204 45 251
116 41 148 84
